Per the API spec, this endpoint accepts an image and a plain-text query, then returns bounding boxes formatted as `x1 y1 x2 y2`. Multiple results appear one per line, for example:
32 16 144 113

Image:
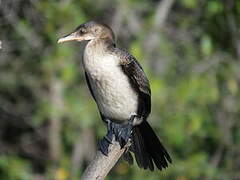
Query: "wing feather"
120 54 151 117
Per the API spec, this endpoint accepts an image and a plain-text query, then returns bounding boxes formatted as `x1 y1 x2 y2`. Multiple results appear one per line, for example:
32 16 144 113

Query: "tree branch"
81 139 130 180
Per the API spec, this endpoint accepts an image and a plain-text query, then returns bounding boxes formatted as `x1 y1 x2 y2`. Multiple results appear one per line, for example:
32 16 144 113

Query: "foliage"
0 0 240 179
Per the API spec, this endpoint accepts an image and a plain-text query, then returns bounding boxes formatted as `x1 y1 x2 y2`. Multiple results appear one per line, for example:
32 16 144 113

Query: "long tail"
130 121 172 171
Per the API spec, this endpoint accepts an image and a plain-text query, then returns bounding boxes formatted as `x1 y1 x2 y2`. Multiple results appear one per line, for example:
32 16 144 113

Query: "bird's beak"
57 32 84 43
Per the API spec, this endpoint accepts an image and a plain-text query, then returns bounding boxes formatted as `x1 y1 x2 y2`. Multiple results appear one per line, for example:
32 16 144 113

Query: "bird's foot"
99 121 114 156
112 116 136 148
113 115 137 148
99 115 137 156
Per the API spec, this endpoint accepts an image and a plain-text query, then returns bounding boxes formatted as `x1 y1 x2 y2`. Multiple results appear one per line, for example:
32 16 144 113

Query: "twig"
69 128 96 179
154 0 175 29
81 139 130 180
49 78 63 163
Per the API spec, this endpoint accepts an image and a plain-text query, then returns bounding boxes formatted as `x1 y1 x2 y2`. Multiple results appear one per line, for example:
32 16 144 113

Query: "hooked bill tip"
57 38 64 43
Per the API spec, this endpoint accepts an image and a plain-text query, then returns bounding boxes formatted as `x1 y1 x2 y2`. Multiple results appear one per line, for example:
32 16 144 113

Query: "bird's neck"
86 38 115 55
83 37 119 77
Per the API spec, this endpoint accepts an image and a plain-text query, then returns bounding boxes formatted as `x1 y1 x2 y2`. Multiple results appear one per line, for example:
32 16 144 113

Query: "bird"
58 21 172 171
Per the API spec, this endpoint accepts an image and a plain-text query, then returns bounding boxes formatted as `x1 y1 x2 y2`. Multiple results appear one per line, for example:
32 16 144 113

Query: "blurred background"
0 0 240 179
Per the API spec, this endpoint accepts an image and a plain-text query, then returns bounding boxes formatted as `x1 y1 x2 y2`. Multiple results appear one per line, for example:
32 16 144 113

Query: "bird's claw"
99 129 113 156
99 115 136 155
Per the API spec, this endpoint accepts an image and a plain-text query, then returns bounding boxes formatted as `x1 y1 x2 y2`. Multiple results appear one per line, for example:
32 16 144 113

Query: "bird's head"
57 21 115 43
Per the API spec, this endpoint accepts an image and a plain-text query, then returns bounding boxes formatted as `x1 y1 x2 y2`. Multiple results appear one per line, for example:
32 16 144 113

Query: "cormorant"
58 21 171 170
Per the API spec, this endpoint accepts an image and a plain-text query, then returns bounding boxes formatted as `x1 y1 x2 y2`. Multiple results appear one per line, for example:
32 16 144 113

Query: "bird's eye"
80 28 87 34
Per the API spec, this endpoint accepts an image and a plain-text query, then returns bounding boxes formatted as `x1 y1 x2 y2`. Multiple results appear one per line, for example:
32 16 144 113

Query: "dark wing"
121 54 151 118
85 72 97 101
85 72 105 120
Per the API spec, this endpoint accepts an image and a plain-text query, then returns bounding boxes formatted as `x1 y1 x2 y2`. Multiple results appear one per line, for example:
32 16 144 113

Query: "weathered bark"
81 139 130 180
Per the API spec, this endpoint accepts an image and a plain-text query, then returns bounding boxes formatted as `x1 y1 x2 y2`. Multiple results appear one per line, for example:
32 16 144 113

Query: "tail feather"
131 121 171 171
132 126 154 170
123 151 134 165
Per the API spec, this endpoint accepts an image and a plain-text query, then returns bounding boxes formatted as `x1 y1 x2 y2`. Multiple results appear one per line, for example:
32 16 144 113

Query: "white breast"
83 43 138 123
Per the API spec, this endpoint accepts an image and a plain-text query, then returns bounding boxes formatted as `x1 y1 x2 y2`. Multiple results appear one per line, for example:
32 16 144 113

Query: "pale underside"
83 41 139 124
